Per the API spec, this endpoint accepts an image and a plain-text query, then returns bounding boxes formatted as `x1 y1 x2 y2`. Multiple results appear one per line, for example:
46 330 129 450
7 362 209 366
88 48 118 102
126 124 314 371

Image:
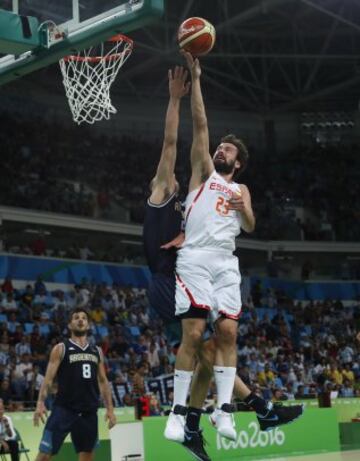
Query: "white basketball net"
59 35 133 125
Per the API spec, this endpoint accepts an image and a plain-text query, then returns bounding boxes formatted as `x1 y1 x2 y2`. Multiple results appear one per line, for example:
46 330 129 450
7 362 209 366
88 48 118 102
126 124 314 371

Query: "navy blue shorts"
148 273 176 323
39 405 98 455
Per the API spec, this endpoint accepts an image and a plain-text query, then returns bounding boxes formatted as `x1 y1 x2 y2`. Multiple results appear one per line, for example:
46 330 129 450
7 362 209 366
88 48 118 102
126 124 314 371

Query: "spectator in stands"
14 337 31 358
149 394 163 416
33 276 46 295
20 285 34 308
1 277 14 295
27 364 44 403
147 342 160 375
342 363 355 384
11 353 32 400
91 306 107 324
1 294 18 314
341 379 355 397
0 381 11 409
30 234 46 256
0 398 19 461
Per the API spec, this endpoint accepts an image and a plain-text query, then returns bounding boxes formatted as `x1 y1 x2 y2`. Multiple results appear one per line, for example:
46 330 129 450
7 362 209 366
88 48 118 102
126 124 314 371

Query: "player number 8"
82 363 91 379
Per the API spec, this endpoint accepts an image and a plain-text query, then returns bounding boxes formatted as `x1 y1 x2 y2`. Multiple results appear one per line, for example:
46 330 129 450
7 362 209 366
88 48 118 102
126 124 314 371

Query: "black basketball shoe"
257 402 304 432
182 427 211 461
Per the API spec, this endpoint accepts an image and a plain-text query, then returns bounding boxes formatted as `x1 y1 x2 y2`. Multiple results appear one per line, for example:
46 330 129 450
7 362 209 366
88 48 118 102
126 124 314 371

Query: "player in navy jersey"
143 65 189 325
33 308 116 461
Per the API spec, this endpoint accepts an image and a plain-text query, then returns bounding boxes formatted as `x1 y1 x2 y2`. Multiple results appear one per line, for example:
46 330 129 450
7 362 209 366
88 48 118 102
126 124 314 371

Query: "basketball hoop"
59 34 133 125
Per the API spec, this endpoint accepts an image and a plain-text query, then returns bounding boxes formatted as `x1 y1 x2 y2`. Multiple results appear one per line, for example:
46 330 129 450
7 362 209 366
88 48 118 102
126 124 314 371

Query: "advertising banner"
143 408 340 461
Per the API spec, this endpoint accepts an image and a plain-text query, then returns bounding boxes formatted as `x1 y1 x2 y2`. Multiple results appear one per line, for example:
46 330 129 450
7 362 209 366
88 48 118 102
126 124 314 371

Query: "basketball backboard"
3 1 146 34
0 0 163 85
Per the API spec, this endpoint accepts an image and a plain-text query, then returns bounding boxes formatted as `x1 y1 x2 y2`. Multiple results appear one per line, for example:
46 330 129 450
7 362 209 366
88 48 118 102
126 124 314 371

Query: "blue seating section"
251 277 360 300
0 255 151 287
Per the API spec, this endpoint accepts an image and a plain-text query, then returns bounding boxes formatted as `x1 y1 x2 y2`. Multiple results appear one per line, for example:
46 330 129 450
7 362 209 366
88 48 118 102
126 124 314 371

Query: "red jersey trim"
184 183 206 225
176 273 211 311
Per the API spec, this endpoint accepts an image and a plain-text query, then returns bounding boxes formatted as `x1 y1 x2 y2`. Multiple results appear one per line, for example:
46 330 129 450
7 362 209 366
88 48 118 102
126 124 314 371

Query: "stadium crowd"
0 112 359 242
0 275 358 411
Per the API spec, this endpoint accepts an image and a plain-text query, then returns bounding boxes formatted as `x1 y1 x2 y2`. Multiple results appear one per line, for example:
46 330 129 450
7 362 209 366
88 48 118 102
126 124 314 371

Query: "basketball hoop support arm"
0 0 163 86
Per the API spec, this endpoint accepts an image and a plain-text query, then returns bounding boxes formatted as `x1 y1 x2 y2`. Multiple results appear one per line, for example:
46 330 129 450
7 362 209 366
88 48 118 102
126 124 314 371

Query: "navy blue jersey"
143 192 182 276
54 339 100 412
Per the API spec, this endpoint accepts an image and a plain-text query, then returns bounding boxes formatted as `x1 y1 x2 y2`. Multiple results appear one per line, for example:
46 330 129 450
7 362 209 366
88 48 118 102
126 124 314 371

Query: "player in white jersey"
165 50 255 446
165 54 304 461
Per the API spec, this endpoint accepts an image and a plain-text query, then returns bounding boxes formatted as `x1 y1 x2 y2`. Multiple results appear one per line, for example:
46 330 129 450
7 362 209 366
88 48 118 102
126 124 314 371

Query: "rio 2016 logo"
217 422 286 450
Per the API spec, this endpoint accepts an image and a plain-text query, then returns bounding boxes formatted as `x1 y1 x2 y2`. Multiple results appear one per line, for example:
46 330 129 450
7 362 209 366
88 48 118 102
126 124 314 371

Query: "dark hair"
68 307 90 322
221 134 249 176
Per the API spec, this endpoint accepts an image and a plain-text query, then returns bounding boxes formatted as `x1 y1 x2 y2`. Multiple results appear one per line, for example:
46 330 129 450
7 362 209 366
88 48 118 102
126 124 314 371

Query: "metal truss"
119 0 360 113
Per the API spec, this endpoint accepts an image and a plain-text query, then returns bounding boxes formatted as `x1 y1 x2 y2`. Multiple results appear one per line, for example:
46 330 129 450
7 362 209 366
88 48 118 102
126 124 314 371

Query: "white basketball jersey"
182 171 242 251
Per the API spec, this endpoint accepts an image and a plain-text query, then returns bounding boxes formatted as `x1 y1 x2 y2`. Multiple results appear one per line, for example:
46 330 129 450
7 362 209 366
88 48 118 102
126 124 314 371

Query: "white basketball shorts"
175 248 242 321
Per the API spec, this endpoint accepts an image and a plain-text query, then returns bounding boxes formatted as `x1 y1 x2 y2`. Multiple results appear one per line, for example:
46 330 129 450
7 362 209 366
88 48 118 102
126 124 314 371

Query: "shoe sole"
208 415 236 441
260 404 305 432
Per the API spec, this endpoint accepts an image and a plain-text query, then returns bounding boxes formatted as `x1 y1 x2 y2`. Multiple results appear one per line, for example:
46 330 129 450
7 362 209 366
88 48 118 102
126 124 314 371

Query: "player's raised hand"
168 66 190 99
105 410 117 429
181 50 201 80
33 401 48 426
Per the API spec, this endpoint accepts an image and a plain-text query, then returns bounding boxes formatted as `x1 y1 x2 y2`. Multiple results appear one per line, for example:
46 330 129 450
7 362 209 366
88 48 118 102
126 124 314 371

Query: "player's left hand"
169 66 190 99
160 232 185 249
227 189 246 213
357 331 360 343
105 410 117 429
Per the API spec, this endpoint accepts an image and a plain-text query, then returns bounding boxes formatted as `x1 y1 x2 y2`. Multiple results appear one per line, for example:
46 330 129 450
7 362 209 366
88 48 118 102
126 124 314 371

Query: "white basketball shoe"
164 404 187 443
209 404 237 441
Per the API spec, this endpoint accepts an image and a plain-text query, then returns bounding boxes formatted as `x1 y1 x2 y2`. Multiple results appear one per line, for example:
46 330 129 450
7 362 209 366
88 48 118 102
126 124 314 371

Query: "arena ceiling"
2 0 360 114
125 0 360 113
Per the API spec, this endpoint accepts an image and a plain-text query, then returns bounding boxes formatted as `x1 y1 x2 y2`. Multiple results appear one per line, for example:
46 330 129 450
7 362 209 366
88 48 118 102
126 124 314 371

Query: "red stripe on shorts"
185 183 206 224
176 273 211 311
218 310 242 320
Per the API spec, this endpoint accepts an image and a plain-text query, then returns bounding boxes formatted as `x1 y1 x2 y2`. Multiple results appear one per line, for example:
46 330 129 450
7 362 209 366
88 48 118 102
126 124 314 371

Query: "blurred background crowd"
0 112 359 243
0 275 358 413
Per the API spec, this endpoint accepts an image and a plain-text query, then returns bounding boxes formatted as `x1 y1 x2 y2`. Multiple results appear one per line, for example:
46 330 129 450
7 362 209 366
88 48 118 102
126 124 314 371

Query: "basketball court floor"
251 451 360 461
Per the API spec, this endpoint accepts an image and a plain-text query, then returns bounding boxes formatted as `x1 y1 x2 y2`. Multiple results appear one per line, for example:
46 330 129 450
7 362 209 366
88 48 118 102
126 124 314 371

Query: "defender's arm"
149 66 190 204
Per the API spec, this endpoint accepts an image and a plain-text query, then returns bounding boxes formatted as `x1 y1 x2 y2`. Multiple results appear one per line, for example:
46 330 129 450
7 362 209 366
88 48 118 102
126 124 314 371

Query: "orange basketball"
178 17 216 57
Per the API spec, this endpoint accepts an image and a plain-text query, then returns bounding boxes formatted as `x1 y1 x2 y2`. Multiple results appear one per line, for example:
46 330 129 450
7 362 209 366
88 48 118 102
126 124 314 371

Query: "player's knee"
183 328 204 350
216 323 237 347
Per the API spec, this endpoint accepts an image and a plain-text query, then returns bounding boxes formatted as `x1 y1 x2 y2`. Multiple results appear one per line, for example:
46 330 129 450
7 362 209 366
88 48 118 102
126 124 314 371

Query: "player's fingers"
181 50 193 67
174 65 180 78
184 81 191 94
182 69 189 82
168 69 173 81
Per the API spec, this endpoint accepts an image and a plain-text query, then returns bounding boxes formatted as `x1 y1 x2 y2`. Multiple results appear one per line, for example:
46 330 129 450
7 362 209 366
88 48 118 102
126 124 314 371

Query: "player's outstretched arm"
97 359 117 429
33 343 63 426
183 51 214 192
149 66 190 205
